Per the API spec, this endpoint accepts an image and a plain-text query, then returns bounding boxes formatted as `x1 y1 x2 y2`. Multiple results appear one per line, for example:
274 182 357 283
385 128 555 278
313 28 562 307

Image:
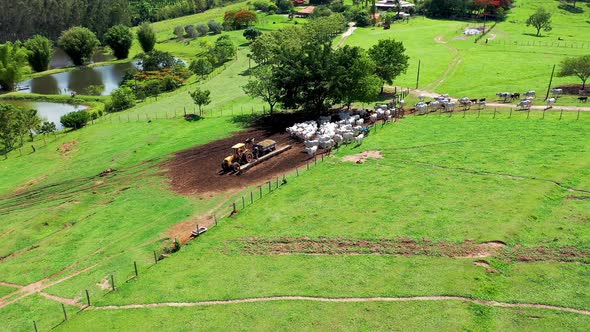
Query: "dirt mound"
165 114 326 196
554 84 590 95
58 141 78 156
342 150 383 164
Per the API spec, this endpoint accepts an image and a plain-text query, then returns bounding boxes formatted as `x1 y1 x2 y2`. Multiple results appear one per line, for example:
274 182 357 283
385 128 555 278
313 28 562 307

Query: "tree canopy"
189 88 211 113
137 22 156 53
558 55 590 90
526 7 552 37
104 25 133 59
58 27 100 66
24 35 53 72
246 14 389 113
368 39 410 92
0 42 29 91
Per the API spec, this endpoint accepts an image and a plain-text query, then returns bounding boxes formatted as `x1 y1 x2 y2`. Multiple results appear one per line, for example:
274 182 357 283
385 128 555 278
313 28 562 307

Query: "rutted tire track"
92 295 590 316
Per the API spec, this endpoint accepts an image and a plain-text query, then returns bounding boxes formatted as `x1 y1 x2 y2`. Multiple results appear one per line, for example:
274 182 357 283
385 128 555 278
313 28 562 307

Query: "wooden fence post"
250 191 253 204
509 108 513 118
577 109 581 120
33 321 38 332
153 251 158 264
62 303 68 321
559 109 564 120
134 261 138 278
110 274 115 291
242 196 245 209
232 202 237 213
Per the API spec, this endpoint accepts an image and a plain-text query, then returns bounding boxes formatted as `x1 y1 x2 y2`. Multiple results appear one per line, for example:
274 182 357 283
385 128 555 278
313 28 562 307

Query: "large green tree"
331 46 381 109
24 35 53 72
137 22 156 53
526 7 552 37
0 103 20 157
0 42 29 91
368 39 410 93
189 88 211 113
58 27 100 66
104 25 133 59
243 66 281 114
558 55 590 90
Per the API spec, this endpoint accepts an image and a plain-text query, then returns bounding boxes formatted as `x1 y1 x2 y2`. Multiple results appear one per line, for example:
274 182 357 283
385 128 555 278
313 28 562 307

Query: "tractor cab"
221 141 254 172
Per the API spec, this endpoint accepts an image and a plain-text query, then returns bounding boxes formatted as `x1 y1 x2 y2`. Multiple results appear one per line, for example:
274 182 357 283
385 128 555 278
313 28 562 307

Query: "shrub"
137 22 156 52
196 23 209 36
276 0 294 13
107 86 135 112
139 50 181 71
58 27 99 65
174 25 184 39
208 20 223 34
224 10 257 30
185 25 198 38
189 57 213 77
104 25 133 59
60 111 90 129
24 35 53 72
243 28 262 42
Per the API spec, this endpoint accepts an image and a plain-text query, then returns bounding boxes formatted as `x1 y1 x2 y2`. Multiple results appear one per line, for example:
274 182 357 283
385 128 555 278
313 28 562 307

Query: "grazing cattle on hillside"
578 96 588 103
524 90 536 98
551 88 563 98
496 92 512 102
517 100 532 110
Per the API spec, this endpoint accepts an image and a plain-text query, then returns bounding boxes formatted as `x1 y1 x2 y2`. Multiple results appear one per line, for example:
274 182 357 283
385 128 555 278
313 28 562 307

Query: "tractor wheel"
221 162 228 171
244 152 254 163
232 162 241 172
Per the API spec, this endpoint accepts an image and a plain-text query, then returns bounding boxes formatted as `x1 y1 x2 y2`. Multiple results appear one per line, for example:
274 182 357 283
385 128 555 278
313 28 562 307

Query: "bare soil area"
164 114 329 196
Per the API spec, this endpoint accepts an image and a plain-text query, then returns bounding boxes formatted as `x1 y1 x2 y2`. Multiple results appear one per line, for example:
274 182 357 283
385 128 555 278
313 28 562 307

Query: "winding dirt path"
334 23 357 49
92 295 590 316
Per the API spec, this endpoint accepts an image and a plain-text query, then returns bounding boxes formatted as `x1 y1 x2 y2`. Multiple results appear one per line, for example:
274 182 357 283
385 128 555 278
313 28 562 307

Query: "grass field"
1 0 590 331
345 0 590 106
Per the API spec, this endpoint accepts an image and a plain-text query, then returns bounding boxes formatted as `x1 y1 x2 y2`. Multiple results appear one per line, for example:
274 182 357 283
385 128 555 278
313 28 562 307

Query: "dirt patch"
164 114 332 196
434 36 447 44
566 195 590 200
236 237 590 263
554 84 590 95
464 241 507 258
165 214 216 245
97 277 110 290
58 141 78 156
342 150 383 164
473 260 490 268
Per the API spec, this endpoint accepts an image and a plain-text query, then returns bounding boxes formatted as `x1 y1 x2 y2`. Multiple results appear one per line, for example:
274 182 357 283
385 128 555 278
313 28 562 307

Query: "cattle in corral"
512 93 520 100
524 90 536 98
517 100 532 110
578 96 588 103
470 98 478 104
479 98 486 102
551 88 563 97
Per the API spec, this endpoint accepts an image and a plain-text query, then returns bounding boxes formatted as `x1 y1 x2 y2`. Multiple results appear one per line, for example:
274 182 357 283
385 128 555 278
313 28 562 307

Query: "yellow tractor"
221 140 255 172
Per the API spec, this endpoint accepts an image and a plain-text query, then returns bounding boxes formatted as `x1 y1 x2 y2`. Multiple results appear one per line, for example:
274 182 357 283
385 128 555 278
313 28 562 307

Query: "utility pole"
545 64 556 101
416 60 421 89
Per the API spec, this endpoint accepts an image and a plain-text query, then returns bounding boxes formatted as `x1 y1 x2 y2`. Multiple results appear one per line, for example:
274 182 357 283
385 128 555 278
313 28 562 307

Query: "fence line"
489 38 590 49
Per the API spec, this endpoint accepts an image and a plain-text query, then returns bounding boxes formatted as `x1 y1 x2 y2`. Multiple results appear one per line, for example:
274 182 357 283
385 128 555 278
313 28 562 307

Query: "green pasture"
1 0 590 331
58 301 590 331
345 0 590 105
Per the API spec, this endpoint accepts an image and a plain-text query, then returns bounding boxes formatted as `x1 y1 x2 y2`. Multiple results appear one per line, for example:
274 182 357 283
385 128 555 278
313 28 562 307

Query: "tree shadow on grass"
522 33 549 38
558 3 584 13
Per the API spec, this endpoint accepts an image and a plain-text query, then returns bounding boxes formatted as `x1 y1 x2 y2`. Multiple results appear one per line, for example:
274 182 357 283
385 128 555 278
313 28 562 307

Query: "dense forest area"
0 0 130 42
0 0 234 42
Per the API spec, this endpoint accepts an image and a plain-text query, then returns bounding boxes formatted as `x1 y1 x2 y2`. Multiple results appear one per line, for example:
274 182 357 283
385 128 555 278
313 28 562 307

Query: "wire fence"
488 38 590 49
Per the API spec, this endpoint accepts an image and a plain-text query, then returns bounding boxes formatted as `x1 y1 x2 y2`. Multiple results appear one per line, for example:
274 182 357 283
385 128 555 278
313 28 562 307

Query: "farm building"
375 0 415 11
293 6 316 18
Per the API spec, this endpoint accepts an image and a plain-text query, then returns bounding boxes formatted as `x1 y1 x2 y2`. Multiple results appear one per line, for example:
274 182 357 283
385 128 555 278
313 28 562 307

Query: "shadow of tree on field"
558 3 584 13
522 33 549 38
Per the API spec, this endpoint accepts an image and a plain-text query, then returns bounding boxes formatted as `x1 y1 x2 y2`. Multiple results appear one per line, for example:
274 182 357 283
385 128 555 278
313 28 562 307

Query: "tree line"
0 0 131 42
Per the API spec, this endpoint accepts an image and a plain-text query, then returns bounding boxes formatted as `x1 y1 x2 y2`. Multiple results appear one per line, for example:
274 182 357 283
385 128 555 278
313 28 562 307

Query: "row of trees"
421 0 513 20
0 0 131 42
244 15 409 113
0 103 46 157
0 23 157 91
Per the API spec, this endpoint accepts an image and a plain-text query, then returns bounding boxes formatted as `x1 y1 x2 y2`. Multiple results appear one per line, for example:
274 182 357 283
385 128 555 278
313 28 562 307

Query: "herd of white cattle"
286 106 397 155
414 88 564 114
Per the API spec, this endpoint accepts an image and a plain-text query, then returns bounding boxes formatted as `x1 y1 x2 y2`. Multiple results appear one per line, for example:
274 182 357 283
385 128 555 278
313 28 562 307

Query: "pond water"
1 100 88 130
18 62 138 96
49 48 115 69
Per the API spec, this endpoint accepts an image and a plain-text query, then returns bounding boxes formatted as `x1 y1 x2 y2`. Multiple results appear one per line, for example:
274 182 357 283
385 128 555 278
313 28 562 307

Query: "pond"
18 62 138 96
49 48 115 69
2 100 88 130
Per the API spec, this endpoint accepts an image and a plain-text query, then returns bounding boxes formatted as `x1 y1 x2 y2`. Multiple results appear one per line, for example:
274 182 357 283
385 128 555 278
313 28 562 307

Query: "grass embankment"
43 113 589 331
